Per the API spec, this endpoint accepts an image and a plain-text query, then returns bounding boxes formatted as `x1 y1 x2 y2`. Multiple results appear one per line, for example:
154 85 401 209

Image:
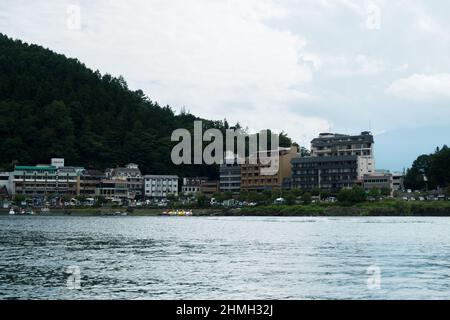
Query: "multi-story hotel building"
292 155 359 192
292 132 375 193
13 159 84 196
99 179 128 200
311 131 375 176
79 170 104 197
144 175 179 198
241 147 297 192
108 163 143 199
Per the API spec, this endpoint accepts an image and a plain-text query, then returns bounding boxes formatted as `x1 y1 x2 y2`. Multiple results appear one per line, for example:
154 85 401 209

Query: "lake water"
1 215 450 300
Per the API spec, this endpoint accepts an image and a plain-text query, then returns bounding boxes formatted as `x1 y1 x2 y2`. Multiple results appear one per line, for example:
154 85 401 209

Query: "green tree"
320 190 331 200
338 186 367 204
291 188 303 198
380 187 391 197
13 194 26 205
368 187 380 198
284 191 296 205
404 154 432 190
446 186 450 198
299 147 311 157
196 194 208 207
94 196 108 207
301 192 312 205
247 192 260 203
223 191 233 200
311 188 321 197
167 193 177 202
239 190 249 202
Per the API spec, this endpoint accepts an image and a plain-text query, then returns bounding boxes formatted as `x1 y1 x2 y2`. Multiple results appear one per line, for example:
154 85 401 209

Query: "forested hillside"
404 145 450 191
0 33 292 177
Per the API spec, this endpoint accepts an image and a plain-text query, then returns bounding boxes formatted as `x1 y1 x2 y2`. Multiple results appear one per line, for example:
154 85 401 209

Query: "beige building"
363 172 394 196
241 146 297 192
200 181 219 197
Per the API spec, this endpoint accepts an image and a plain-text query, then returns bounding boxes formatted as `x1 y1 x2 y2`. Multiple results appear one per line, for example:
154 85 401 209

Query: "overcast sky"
1 0 449 171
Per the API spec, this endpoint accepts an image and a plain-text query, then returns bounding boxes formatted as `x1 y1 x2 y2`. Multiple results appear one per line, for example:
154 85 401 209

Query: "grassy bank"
235 200 450 216
2 200 450 216
0 207 229 216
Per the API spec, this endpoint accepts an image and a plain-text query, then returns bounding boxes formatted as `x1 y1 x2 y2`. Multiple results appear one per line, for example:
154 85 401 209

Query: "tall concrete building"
219 154 241 194
311 131 375 176
292 132 375 193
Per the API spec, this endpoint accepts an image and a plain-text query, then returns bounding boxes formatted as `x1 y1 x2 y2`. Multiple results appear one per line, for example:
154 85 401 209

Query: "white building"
144 175 179 198
392 172 404 192
0 172 14 195
182 177 207 196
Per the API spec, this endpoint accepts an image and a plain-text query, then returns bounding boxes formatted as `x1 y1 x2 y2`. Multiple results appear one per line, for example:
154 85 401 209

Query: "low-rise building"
0 185 9 200
182 177 207 196
392 172 404 192
200 181 219 197
0 172 14 196
144 175 179 198
363 172 394 196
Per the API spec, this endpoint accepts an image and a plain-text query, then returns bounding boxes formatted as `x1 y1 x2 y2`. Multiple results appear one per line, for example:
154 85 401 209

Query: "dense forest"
0 33 292 177
404 145 450 191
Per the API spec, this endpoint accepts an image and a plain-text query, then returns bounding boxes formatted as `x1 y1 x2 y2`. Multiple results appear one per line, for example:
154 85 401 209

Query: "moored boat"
161 209 193 216
9 208 15 215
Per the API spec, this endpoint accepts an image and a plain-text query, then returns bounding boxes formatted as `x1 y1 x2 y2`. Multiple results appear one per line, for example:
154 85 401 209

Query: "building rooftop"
292 155 359 163
312 132 374 144
144 175 179 179
15 165 56 171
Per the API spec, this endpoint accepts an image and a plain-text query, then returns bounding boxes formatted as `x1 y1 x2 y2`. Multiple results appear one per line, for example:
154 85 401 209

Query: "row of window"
294 161 357 168
364 179 390 183
242 179 278 185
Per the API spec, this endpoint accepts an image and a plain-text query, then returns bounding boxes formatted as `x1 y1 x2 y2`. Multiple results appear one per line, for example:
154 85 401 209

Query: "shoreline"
2 201 450 217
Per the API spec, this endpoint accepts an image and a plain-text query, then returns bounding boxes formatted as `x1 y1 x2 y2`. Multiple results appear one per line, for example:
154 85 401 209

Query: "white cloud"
318 54 385 77
386 73 450 100
0 0 332 146
2 0 450 163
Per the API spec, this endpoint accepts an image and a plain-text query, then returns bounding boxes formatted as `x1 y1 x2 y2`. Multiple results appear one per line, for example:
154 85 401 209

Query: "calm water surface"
1 215 450 299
